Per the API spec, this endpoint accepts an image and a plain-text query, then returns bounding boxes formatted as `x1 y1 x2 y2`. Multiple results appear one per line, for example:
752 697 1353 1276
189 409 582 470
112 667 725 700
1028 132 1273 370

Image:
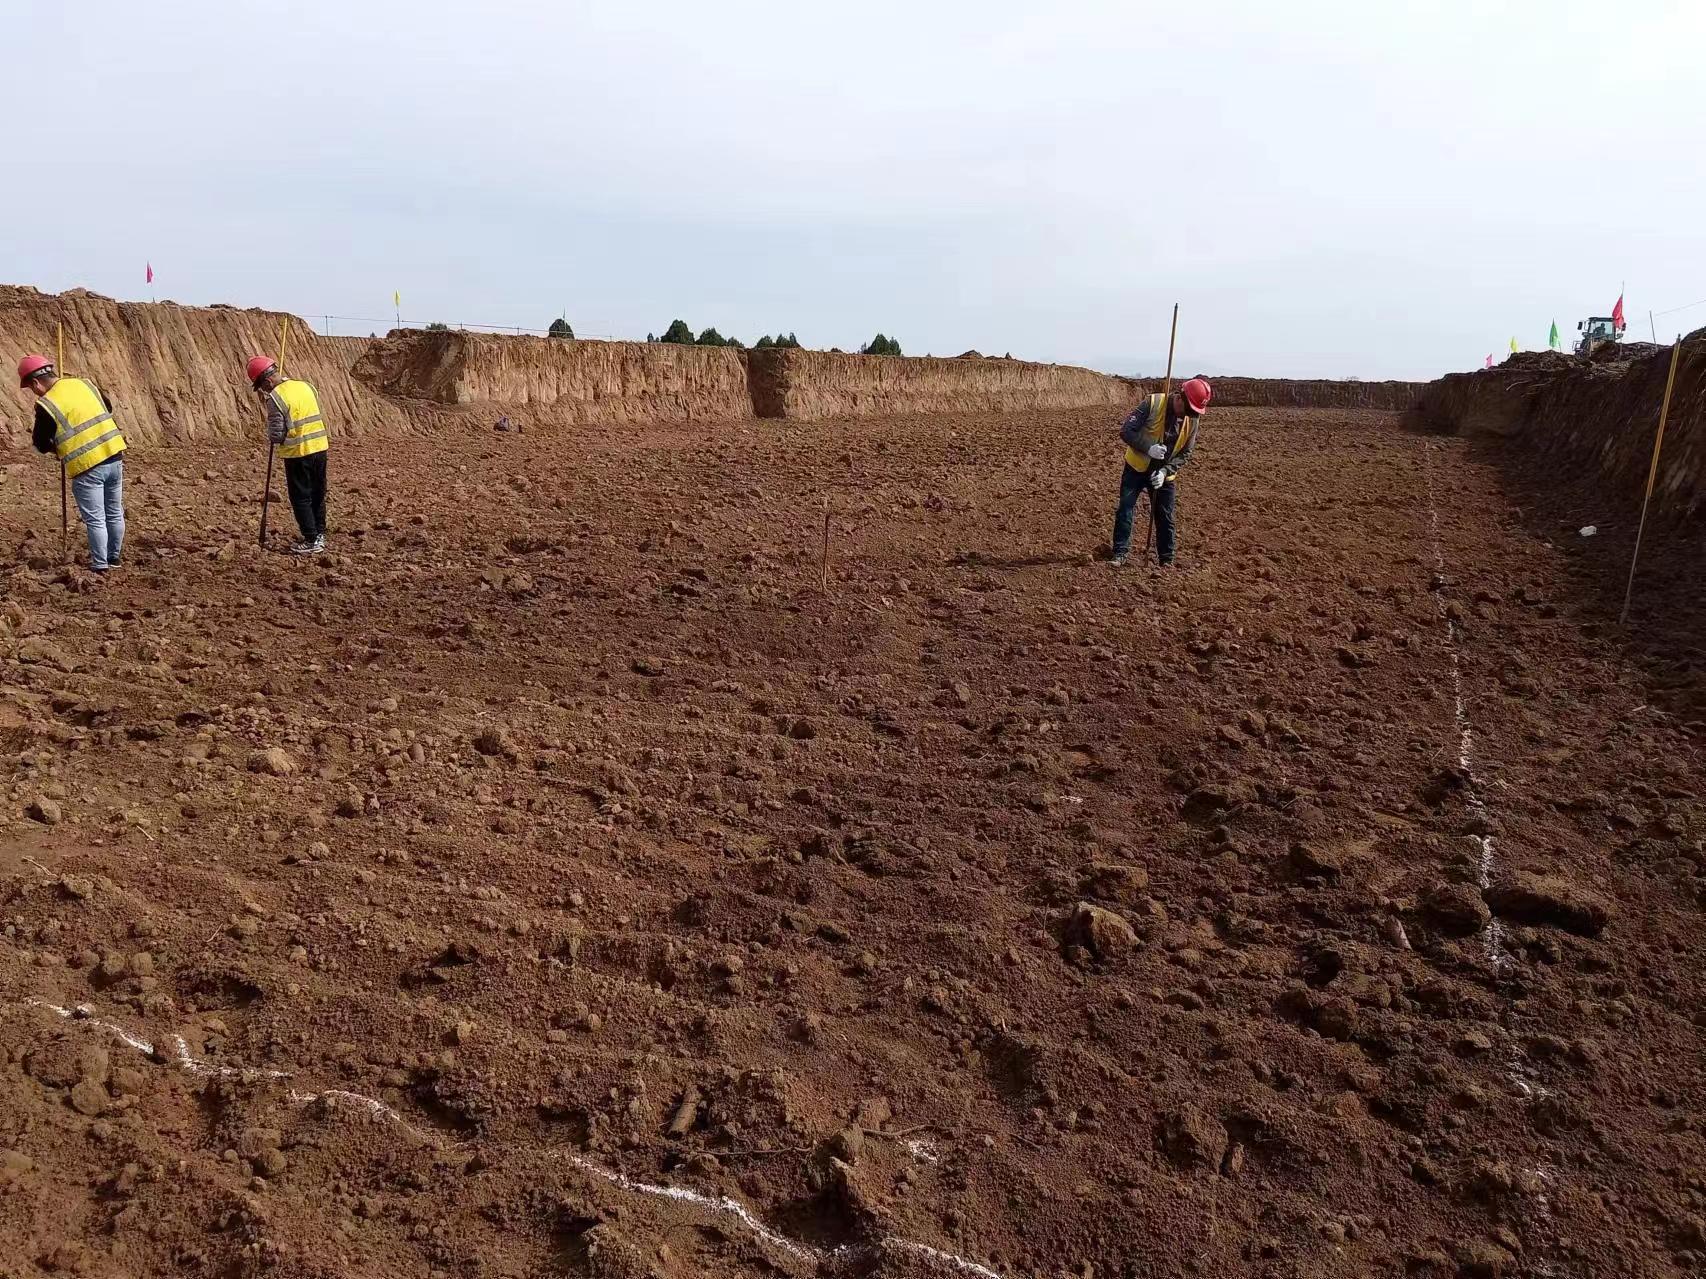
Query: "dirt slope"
1174 377 1423 411
0 287 412 447
0 406 1701 1278
1414 333 1706 514
748 349 1128 420
354 331 753 426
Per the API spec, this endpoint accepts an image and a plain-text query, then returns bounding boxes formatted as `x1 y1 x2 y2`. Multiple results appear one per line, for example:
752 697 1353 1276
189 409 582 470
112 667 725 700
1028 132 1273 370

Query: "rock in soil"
1483 871 1612 936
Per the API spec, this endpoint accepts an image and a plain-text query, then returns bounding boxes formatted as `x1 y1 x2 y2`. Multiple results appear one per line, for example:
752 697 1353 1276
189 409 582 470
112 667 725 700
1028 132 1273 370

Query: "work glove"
1149 468 1166 490
1146 443 1168 460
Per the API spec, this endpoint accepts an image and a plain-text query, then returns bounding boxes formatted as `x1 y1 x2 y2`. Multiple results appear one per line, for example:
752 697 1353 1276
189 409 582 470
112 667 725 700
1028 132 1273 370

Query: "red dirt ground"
1 407 1702 1278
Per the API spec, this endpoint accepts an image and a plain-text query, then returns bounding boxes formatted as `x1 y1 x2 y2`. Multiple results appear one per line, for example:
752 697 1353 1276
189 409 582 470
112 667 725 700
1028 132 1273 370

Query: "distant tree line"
504 316 912 355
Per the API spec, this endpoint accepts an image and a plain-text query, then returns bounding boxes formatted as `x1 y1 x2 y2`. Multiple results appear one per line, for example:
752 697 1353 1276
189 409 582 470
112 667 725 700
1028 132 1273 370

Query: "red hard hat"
17 354 53 387
1180 377 1212 415
246 355 277 385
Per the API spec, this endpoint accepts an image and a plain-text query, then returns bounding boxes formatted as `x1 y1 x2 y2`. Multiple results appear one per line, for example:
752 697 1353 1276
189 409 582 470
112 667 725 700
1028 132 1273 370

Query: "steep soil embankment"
1119 376 1422 411
0 287 410 447
749 348 1129 419
1192 376 1422 410
353 330 752 425
1414 336 1706 513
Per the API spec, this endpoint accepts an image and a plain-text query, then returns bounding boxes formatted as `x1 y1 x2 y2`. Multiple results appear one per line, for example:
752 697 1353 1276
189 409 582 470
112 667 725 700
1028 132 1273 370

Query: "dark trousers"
1111 463 1178 564
284 452 328 541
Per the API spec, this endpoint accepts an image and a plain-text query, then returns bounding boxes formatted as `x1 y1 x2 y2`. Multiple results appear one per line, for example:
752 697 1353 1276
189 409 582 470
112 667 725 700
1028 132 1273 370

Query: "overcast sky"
7 0 1703 378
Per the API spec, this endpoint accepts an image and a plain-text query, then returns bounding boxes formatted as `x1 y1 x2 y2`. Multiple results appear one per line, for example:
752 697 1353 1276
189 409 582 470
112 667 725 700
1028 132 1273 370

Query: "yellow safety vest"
41 377 126 478
271 379 329 459
1123 391 1195 481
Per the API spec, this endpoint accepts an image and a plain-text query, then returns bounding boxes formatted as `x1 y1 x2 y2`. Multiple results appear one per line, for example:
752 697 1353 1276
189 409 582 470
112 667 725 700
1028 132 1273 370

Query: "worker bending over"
1110 376 1211 568
247 355 330 555
18 355 127 574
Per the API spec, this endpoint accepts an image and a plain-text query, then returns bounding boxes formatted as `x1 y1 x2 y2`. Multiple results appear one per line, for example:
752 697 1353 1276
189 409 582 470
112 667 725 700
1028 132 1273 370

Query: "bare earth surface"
0 406 1702 1278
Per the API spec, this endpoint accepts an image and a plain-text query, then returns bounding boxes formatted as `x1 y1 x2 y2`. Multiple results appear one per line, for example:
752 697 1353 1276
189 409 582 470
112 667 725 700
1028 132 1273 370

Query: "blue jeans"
70 455 125 570
1111 463 1177 564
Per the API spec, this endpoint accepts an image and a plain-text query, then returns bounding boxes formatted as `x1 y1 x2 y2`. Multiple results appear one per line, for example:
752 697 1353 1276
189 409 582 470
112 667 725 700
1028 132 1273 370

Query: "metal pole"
1620 336 1684 625
1649 310 1657 344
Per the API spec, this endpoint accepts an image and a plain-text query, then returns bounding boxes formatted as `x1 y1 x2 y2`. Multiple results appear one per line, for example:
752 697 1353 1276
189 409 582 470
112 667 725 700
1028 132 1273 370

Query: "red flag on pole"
1611 293 1625 331
146 262 153 284
1484 354 1493 369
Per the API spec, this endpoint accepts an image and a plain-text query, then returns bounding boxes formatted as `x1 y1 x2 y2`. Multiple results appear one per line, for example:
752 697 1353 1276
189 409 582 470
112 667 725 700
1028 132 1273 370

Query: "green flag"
1548 320 1560 349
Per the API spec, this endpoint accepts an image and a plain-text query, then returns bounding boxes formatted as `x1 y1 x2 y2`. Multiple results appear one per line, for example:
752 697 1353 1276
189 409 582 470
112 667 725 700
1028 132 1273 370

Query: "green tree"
548 318 574 339
754 335 775 349
659 319 695 344
860 333 901 356
696 327 726 347
725 336 745 350
781 332 801 349
425 321 449 332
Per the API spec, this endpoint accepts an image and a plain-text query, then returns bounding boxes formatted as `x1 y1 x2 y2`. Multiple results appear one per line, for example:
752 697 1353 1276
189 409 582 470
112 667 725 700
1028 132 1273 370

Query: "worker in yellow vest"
1110 377 1212 568
246 355 329 555
18 354 127 574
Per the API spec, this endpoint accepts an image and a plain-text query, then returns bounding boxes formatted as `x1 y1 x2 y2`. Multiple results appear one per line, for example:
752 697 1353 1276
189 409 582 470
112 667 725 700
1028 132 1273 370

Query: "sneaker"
289 539 317 556
311 535 326 555
1109 555 1128 568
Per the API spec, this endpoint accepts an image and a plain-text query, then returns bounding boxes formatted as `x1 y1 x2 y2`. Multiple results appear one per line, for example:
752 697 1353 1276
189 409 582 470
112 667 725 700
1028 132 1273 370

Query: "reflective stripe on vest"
1123 391 1193 481
41 377 126 478
271 379 330 459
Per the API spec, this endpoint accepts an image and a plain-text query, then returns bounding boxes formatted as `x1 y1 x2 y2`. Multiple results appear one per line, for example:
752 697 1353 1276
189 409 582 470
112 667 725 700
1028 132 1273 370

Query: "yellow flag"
1509 336 1518 352
393 292 400 307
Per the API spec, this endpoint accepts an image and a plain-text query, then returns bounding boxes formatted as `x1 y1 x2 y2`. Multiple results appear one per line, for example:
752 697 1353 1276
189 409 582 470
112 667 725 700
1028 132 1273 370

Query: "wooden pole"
1145 303 1181 558
258 315 290 547
819 496 831 592
1161 301 1179 400
56 322 67 555
1620 335 1684 625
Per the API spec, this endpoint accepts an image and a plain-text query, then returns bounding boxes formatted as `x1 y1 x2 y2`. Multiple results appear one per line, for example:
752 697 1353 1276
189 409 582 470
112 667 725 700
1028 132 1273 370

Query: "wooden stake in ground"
1144 302 1180 558
1620 335 1683 625
257 315 291 547
820 495 831 592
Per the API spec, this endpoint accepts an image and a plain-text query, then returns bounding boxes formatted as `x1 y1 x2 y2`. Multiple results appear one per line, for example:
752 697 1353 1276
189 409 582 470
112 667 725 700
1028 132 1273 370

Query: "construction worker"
246 355 329 554
1110 376 1212 568
18 355 127 574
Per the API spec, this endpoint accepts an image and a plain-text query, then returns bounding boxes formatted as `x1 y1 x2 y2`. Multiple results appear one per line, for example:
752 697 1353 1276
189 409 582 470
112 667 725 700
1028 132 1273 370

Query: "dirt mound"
747 348 1128 420
1121 375 1425 411
1413 332 1706 513
0 285 413 446
353 329 753 425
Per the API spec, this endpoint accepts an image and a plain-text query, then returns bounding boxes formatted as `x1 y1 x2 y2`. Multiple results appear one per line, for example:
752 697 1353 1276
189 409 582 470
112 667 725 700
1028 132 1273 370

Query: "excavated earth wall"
6 287 1430 446
0 286 409 447
353 330 753 425
1176 376 1423 411
745 347 1130 419
1413 335 1706 514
